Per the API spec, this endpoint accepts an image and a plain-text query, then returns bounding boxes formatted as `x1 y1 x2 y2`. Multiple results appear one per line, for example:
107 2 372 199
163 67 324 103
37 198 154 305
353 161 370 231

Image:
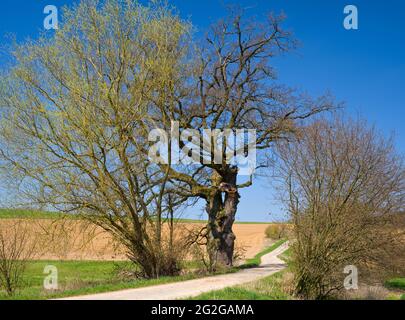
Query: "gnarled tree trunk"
206 169 240 266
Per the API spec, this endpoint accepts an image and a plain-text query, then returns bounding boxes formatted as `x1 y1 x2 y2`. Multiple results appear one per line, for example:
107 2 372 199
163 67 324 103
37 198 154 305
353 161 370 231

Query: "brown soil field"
0 219 270 261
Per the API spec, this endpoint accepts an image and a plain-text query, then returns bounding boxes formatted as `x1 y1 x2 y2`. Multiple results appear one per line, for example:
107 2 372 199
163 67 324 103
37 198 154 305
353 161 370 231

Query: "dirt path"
59 242 289 300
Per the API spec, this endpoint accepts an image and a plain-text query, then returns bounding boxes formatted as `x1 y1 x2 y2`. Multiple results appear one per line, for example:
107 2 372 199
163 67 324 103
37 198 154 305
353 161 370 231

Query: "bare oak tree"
275 117 405 299
144 10 334 266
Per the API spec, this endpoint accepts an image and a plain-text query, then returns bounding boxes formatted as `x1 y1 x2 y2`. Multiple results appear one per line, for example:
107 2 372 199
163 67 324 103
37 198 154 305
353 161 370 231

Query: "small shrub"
0 221 37 296
265 224 289 240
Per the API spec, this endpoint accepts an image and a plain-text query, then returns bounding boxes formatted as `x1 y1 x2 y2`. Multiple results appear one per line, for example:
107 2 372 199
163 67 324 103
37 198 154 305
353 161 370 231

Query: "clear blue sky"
1 0 404 221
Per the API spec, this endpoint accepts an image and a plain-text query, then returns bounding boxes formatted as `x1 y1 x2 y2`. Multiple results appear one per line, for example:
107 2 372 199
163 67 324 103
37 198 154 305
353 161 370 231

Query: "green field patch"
385 278 405 291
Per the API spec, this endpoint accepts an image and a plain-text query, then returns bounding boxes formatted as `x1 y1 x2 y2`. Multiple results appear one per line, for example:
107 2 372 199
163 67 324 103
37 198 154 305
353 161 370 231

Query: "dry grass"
340 284 403 300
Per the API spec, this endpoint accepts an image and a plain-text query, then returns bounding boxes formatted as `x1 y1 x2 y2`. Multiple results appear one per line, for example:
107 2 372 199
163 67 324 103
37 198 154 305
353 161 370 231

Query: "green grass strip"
385 278 405 290
240 239 287 269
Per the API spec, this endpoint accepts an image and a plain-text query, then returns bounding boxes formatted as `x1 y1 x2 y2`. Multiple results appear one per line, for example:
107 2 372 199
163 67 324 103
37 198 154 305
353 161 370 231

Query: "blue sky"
1 0 404 221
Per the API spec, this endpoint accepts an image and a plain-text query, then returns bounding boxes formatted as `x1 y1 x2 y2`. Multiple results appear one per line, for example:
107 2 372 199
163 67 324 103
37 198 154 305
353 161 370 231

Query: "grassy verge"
0 260 229 300
2 239 287 300
385 277 405 300
385 278 405 291
278 247 291 263
190 241 292 300
0 258 246 300
190 270 292 300
240 239 287 268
